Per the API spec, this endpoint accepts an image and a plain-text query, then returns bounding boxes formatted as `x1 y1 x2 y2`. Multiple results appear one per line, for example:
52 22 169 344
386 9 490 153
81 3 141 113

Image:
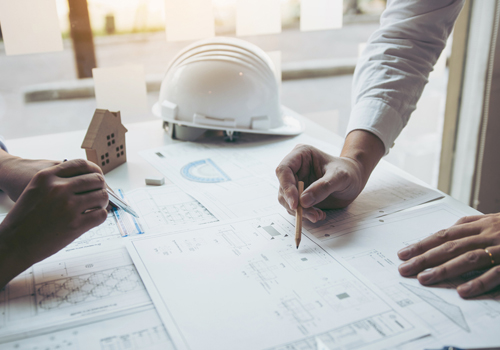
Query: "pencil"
295 181 304 249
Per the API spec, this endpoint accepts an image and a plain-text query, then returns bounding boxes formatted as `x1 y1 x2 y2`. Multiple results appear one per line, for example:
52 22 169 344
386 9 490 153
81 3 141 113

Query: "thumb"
300 170 349 208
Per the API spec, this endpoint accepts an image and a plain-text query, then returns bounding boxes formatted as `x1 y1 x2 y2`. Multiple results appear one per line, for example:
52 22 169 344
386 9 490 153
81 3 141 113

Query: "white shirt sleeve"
347 0 465 154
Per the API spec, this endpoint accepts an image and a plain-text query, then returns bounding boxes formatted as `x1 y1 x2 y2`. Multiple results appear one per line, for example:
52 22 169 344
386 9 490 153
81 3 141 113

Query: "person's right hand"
276 144 366 223
0 159 109 287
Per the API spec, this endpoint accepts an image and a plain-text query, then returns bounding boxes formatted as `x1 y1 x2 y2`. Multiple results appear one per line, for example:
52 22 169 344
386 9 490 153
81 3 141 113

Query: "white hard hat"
153 37 304 140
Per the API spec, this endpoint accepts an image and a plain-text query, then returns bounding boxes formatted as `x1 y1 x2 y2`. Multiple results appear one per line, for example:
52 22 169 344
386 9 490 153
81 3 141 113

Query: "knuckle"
465 251 481 263
475 279 487 293
33 169 51 184
442 241 458 254
336 169 349 182
413 241 424 255
456 216 469 225
95 173 106 187
435 266 447 279
413 255 427 267
483 216 496 227
73 158 89 169
294 143 308 151
275 164 288 177
100 189 109 201
436 229 449 240
283 184 296 196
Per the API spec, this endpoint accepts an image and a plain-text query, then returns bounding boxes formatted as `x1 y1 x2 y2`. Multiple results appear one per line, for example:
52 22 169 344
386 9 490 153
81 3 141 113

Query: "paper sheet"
0 307 175 349
92 64 149 119
321 203 500 348
0 247 151 341
164 0 215 42
0 0 63 55
303 169 443 241
127 213 428 350
140 134 441 227
0 185 221 341
236 0 281 36
127 185 219 233
300 0 343 32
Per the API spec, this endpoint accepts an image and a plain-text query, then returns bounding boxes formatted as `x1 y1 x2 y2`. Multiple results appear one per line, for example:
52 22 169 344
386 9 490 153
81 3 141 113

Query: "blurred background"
0 0 450 189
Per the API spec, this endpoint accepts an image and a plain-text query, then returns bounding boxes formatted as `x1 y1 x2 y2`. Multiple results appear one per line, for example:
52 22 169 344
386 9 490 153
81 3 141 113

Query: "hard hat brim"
153 102 305 136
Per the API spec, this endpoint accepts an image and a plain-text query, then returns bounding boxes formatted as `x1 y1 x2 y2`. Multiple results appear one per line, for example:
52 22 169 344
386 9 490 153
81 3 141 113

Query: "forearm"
0 150 21 196
340 130 385 185
349 0 464 153
0 223 29 289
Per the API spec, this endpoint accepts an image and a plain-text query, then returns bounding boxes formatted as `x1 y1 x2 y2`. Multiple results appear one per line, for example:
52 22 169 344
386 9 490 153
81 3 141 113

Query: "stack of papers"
2 135 497 349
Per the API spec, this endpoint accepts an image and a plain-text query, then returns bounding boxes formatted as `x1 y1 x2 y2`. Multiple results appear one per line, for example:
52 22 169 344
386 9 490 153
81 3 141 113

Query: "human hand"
0 151 59 202
397 214 500 298
0 159 109 287
276 144 366 223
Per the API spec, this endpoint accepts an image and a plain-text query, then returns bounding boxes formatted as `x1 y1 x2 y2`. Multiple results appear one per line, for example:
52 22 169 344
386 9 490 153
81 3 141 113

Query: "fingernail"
315 209 325 221
286 197 294 209
398 247 411 259
399 261 412 275
301 193 314 207
458 282 472 296
418 270 433 284
307 213 318 223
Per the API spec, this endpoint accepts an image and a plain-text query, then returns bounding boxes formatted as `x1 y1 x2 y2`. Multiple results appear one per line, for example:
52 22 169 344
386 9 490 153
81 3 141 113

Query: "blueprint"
126 185 218 233
0 246 151 341
0 307 175 350
324 203 500 348
140 134 441 227
127 213 428 350
0 184 221 342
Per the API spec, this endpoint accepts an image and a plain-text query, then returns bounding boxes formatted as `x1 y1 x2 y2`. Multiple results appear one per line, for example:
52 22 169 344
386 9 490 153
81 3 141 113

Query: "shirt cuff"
0 136 7 153
345 99 404 155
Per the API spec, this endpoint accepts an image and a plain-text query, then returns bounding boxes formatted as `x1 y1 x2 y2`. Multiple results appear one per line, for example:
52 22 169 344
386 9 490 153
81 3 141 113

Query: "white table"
0 114 484 349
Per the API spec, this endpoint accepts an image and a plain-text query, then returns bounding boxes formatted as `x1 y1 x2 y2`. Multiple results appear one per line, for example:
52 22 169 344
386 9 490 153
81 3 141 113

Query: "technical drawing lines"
100 325 173 350
72 221 120 245
281 298 314 324
266 311 412 350
159 201 217 226
36 266 143 311
400 283 470 332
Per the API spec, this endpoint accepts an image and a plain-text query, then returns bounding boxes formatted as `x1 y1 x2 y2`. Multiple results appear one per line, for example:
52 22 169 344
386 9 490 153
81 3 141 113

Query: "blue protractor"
180 159 230 183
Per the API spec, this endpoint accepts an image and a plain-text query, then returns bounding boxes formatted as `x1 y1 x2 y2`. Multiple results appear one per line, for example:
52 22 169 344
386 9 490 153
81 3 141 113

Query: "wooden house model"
81 109 128 174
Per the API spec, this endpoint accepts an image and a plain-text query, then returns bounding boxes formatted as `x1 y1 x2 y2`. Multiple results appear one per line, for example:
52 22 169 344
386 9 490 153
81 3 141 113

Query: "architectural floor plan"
127 213 428 350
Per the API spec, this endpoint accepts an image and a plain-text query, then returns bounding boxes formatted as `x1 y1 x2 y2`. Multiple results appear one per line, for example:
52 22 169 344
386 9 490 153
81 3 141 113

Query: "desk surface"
0 112 485 348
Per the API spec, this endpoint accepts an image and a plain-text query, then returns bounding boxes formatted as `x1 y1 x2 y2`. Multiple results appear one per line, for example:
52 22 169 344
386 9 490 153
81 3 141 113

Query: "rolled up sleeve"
347 0 465 154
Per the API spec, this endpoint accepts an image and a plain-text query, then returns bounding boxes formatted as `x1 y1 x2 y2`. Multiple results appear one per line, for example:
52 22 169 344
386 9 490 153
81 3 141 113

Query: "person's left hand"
397 213 500 298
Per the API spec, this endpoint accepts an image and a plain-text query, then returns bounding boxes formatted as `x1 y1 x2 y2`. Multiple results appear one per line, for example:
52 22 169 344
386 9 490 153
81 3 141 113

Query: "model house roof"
81 109 128 150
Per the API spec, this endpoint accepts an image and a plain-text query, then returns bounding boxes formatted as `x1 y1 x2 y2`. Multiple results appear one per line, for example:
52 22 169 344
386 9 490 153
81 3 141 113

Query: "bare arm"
0 159 108 288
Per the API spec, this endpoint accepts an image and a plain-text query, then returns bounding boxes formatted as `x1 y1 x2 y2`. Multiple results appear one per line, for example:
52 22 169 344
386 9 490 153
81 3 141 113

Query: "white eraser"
145 176 165 186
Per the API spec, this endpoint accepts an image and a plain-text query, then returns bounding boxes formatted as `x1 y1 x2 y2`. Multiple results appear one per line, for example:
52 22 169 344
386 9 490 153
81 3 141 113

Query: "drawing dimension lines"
267 311 413 350
36 266 143 311
400 283 470 332
180 159 230 183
